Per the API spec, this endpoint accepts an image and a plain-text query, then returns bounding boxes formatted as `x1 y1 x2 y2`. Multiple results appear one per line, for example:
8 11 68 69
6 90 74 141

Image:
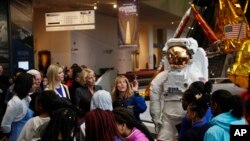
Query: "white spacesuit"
150 38 208 141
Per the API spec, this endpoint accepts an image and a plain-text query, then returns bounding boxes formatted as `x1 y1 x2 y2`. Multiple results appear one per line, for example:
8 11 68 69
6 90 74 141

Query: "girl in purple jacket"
113 107 154 141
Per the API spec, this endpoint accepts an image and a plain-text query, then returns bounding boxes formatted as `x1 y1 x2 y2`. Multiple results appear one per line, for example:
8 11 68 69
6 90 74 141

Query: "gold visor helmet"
164 38 198 69
167 46 191 69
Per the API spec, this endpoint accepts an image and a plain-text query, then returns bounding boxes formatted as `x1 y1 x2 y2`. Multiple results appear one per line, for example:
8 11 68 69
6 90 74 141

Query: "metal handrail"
208 77 231 84
208 77 228 80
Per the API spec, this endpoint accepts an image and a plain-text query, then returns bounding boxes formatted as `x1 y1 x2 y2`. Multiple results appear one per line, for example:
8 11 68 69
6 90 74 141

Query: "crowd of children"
0 63 250 141
0 63 149 141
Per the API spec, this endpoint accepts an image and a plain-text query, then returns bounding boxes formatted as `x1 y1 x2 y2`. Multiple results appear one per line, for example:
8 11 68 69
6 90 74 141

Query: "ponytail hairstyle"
188 91 210 119
211 89 244 119
189 81 213 105
189 81 213 95
182 88 200 110
182 82 211 111
204 81 213 94
113 107 154 141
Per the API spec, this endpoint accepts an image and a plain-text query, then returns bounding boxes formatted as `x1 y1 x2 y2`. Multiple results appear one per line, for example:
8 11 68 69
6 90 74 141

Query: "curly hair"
14 73 34 99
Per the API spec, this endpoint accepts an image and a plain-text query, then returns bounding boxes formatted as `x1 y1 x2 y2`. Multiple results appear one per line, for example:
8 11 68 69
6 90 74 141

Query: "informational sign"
118 0 139 48
18 61 29 70
45 10 95 31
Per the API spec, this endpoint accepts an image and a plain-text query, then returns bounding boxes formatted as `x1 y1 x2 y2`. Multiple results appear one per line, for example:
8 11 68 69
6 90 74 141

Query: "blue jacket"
183 117 210 141
204 111 247 141
114 92 147 121
179 107 212 141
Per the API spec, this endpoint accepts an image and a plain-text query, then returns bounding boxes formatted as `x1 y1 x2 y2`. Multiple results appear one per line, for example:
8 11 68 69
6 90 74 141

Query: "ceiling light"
188 26 194 30
94 6 97 10
113 4 117 8
171 21 174 24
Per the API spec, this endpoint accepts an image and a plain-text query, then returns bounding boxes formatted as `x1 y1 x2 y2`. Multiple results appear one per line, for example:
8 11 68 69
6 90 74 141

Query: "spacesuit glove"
155 122 162 134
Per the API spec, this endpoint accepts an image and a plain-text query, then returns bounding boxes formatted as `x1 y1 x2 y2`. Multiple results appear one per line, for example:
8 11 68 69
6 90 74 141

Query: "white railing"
208 77 231 84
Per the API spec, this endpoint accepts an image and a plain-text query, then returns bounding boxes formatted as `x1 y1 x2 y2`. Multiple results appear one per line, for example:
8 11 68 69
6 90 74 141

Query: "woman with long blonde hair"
111 75 147 122
111 75 134 100
45 64 70 99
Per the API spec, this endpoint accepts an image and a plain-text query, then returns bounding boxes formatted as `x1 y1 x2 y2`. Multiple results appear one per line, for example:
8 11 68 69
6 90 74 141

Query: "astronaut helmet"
163 37 198 69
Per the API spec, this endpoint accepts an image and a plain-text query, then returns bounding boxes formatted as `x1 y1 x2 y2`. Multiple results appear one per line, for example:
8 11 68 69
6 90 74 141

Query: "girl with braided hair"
85 109 121 141
113 107 154 141
178 81 212 141
40 107 77 141
182 90 211 141
18 90 59 141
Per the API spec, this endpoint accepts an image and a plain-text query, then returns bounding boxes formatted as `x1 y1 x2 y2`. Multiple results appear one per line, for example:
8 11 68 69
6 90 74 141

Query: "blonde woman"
111 75 147 122
75 68 102 106
45 64 70 99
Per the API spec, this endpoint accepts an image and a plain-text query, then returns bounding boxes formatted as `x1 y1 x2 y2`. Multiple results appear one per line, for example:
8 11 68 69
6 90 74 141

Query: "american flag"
224 23 247 39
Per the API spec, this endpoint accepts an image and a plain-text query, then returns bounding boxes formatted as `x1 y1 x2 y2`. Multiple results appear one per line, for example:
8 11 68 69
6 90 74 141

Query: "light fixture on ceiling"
113 4 117 8
93 2 98 10
171 21 174 24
